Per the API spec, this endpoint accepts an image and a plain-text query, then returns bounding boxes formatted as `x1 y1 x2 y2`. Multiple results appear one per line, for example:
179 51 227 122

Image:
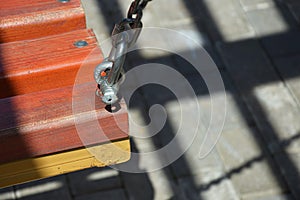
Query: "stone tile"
166 122 224 178
147 170 177 200
287 2 300 24
217 127 287 195
0 187 15 200
281 0 300 3
239 0 275 11
67 167 121 196
162 23 223 72
133 70 252 178
120 172 154 200
176 178 200 200
151 91 226 179
119 104 178 200
121 138 178 200
243 192 295 200
148 0 194 28
178 171 239 200
202 0 255 42
194 71 255 131
81 0 111 42
217 39 300 154
274 153 300 198
14 175 71 200
74 188 127 200
261 30 300 57
274 55 300 106
246 6 292 37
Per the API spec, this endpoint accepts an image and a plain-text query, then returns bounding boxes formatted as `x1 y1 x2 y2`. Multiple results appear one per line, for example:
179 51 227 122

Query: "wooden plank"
0 82 129 164
0 29 102 98
0 139 130 188
0 0 86 43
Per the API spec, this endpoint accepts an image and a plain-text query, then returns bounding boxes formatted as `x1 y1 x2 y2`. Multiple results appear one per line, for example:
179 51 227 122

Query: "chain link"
127 0 151 28
94 0 151 104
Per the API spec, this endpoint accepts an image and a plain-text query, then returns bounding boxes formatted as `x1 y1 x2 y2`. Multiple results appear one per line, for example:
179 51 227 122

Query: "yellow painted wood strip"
0 139 130 188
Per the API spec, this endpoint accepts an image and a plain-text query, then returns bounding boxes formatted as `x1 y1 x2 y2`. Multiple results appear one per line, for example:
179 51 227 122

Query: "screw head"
58 0 70 3
74 40 88 48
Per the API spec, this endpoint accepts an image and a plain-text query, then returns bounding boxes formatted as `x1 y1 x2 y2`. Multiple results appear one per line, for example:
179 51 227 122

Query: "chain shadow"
95 0 205 199
183 0 300 197
93 0 300 198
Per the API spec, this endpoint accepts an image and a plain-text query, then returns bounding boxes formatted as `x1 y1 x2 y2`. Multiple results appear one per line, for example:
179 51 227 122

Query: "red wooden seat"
0 0 86 43
0 0 130 187
0 29 99 98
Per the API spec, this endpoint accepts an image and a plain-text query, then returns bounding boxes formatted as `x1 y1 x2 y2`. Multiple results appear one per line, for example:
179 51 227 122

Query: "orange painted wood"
0 29 102 98
0 82 129 165
0 0 130 170
0 0 86 43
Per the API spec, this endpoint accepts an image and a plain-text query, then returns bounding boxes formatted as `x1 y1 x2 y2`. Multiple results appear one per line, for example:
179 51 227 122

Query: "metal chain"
94 0 151 105
127 0 152 28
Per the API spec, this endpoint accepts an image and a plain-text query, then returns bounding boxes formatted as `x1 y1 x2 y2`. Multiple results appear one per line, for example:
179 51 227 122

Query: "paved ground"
1 0 300 199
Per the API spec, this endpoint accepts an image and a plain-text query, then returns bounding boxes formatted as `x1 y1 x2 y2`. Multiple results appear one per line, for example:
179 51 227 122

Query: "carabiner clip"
94 32 128 105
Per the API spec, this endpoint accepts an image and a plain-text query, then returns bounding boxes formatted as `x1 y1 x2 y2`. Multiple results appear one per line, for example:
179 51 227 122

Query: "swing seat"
0 0 130 188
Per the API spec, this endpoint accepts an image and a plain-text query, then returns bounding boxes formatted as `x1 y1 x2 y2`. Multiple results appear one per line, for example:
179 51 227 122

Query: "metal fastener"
58 0 70 3
74 40 88 48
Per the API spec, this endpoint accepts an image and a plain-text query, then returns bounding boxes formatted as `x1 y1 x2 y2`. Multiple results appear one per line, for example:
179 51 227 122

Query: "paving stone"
74 188 127 200
154 94 227 179
161 23 223 72
261 30 300 57
274 153 300 198
81 0 111 42
217 127 287 195
67 167 121 196
135 70 253 177
0 187 15 200
246 6 292 37
120 74 182 199
120 138 178 200
146 170 177 200
14 175 71 200
123 90 160 145
243 192 295 200
201 0 255 42
280 0 300 3
120 172 154 200
218 39 300 197
239 0 275 11
194 71 255 131
274 54 300 106
287 2 300 24
217 39 300 154
60 1 300 199
178 171 239 200
90 0 128 32
119 99 179 200
148 0 194 28
166 122 225 178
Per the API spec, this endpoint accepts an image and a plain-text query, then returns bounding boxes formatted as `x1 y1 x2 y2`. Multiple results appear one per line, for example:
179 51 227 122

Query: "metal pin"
58 0 70 3
74 40 88 48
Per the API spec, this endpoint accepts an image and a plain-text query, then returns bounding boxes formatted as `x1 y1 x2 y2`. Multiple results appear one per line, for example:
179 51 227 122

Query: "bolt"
58 0 70 3
74 40 88 48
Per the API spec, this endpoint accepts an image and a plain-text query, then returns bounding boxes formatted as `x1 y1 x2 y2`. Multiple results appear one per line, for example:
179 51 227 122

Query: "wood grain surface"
0 0 86 43
0 0 130 169
0 29 102 98
0 82 129 165
0 139 130 188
